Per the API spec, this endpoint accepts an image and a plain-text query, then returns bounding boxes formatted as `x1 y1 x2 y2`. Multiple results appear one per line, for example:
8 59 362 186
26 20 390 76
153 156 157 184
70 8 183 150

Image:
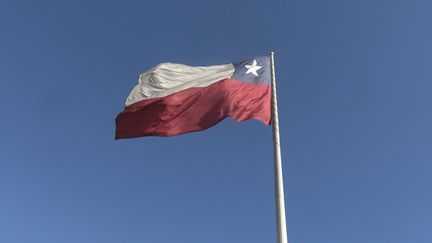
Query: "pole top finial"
270 50 275 56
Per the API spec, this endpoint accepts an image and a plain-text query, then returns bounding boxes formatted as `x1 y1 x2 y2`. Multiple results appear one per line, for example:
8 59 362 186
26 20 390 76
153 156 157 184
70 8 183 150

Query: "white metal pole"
270 51 288 243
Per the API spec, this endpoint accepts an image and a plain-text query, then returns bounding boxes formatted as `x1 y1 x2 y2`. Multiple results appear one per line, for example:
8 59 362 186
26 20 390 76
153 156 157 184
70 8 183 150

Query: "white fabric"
125 62 234 106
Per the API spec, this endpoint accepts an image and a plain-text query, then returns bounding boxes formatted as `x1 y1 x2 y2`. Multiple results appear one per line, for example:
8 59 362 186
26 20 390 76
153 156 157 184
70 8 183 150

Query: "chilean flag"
115 56 271 139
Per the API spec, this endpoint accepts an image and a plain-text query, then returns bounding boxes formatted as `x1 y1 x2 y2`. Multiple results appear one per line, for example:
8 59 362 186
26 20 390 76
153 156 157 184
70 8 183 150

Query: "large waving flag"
115 56 271 139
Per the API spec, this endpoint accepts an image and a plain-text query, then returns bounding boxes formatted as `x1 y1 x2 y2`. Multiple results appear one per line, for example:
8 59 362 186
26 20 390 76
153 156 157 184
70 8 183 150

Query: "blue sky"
1 0 432 242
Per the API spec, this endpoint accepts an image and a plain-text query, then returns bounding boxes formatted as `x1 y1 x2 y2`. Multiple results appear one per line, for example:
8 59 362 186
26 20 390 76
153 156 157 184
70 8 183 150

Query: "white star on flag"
245 60 262 76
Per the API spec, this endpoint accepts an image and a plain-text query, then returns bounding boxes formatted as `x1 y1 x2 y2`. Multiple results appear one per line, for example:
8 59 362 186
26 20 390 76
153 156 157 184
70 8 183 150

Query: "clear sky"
1 0 431 242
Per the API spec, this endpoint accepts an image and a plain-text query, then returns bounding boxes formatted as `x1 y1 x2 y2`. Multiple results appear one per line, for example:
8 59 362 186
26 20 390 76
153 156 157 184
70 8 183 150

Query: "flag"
115 56 271 139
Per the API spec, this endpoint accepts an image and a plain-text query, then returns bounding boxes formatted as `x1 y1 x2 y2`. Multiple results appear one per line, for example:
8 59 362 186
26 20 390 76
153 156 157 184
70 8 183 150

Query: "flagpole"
270 51 288 243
